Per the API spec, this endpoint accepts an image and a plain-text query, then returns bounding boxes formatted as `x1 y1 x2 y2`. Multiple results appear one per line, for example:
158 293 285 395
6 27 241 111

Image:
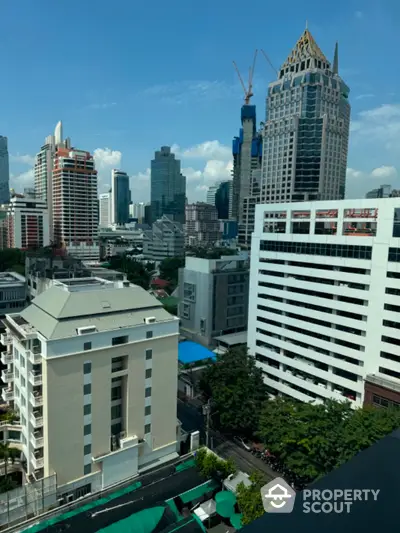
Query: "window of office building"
83 362 91 374
84 444 92 456
84 342 92 351
145 387 152 398
260 240 372 260
83 424 91 436
146 349 152 360
111 404 122 420
146 331 153 339
145 369 152 379
84 404 91 415
183 282 196 302
145 406 151 416
145 424 151 434
84 464 91 475
83 384 91 395
112 335 128 346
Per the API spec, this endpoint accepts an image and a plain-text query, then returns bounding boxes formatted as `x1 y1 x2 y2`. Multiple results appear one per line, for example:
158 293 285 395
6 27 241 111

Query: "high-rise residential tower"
52 147 99 260
111 169 130 225
261 29 350 204
34 121 71 241
232 106 263 248
6 190 49 249
0 136 10 204
150 146 186 224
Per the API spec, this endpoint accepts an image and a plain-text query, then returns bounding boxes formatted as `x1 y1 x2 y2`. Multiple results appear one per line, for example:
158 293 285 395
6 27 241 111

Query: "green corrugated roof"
180 479 219 504
97 506 165 533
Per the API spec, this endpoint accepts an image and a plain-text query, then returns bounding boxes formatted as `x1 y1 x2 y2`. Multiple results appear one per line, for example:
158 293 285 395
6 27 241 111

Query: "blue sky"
3 0 400 202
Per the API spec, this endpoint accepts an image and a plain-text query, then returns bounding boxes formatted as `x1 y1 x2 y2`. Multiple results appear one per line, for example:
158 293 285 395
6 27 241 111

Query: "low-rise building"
143 215 184 263
185 203 221 247
248 198 400 407
1 277 179 494
178 253 249 347
0 272 27 316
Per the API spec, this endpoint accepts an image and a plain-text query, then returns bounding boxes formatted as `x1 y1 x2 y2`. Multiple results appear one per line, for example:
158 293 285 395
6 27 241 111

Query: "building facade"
99 193 111 227
111 170 130 225
150 146 186 224
1 278 179 493
143 215 184 263
185 203 221 247
0 136 10 204
34 122 71 242
248 198 400 407
178 254 249 347
261 30 350 205
232 106 263 248
206 186 218 207
0 272 27 316
6 191 49 250
52 147 99 260
215 181 233 221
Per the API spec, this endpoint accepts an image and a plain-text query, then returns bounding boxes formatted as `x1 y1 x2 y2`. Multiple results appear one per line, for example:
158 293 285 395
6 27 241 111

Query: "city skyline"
3 1 400 203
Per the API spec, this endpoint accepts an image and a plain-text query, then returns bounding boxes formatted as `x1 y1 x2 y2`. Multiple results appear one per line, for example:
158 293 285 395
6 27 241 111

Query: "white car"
233 436 252 452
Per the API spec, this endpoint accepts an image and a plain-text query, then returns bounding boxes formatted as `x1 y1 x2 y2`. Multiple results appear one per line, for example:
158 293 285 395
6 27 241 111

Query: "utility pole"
203 398 211 449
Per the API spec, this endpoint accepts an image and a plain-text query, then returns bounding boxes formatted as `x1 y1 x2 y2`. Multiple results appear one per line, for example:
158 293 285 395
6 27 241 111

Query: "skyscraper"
111 169 130 225
206 185 218 206
261 29 350 204
232 106 263 247
150 146 186 224
52 147 99 260
215 180 233 220
34 121 70 241
99 192 111 227
0 136 10 204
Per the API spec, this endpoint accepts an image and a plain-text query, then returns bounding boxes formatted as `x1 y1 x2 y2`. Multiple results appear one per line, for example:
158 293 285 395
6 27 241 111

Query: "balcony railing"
29 393 43 407
30 435 44 448
1 370 13 384
27 350 41 365
1 351 13 365
31 455 44 469
29 372 42 386
0 333 12 345
30 414 43 428
1 389 14 402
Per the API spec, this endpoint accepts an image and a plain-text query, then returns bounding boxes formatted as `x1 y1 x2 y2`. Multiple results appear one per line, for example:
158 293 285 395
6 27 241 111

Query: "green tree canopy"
236 472 265 526
257 397 400 485
199 347 268 436
107 255 151 290
159 256 185 288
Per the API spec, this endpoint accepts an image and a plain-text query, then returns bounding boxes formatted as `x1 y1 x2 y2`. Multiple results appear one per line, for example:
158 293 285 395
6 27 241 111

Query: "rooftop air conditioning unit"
76 326 97 335
123 281 130 287
144 317 156 324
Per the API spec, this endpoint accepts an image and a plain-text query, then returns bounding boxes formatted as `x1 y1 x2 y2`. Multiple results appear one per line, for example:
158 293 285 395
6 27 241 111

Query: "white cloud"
93 148 122 169
354 94 375 101
370 166 397 179
10 168 34 191
173 140 232 161
10 154 35 166
346 166 399 198
350 104 400 150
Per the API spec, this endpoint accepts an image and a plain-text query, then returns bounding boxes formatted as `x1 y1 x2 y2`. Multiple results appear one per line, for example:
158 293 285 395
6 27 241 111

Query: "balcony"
28 372 42 386
1 388 14 402
0 333 11 345
30 414 43 428
27 350 41 365
31 455 44 469
29 393 43 407
1 351 13 365
30 435 44 448
1 370 13 384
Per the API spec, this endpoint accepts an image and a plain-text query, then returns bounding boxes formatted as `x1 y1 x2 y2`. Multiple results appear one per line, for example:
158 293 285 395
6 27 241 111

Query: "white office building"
1 278 179 495
99 193 111 227
248 198 400 407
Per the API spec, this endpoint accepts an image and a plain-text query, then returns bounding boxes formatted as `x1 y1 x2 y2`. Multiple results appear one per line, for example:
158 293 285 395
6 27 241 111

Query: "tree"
0 443 19 487
159 256 185 289
108 255 151 290
236 472 265 526
199 347 268 436
195 447 236 480
257 397 400 485
0 249 25 273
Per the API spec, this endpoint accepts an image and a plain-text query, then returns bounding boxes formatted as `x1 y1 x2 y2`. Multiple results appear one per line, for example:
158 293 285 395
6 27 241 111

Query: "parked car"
233 436 252 451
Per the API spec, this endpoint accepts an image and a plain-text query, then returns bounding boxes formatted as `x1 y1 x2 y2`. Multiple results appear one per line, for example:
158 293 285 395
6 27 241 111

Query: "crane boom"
260 49 278 76
233 49 258 105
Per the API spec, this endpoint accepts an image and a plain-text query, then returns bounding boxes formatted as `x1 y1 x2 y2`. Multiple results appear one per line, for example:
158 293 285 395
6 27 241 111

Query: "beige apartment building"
1 278 179 497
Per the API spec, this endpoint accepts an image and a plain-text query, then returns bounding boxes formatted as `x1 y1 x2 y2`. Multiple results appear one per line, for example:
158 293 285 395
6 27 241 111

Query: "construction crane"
260 49 278 77
233 49 258 105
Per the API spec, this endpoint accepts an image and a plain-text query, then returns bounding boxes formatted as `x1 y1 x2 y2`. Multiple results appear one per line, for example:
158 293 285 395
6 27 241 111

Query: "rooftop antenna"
232 49 258 105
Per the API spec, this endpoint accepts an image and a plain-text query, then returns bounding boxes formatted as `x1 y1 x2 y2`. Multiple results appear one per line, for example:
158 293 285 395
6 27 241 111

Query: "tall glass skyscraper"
111 169 130 225
0 136 10 204
261 29 350 203
150 146 186 224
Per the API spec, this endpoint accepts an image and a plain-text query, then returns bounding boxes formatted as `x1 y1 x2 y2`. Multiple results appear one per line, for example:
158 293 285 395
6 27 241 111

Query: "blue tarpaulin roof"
178 341 216 364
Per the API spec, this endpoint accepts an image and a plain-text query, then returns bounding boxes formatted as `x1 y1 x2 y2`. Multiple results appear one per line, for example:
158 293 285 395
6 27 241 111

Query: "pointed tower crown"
281 29 330 74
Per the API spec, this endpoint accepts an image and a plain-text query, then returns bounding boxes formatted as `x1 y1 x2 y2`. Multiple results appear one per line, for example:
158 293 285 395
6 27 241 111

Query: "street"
177 399 278 482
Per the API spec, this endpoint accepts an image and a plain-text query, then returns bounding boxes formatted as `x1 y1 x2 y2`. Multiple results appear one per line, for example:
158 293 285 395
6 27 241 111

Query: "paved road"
177 399 278 482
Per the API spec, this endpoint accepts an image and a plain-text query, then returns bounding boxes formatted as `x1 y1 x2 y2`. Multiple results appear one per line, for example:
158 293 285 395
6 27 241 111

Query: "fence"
0 474 57 530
